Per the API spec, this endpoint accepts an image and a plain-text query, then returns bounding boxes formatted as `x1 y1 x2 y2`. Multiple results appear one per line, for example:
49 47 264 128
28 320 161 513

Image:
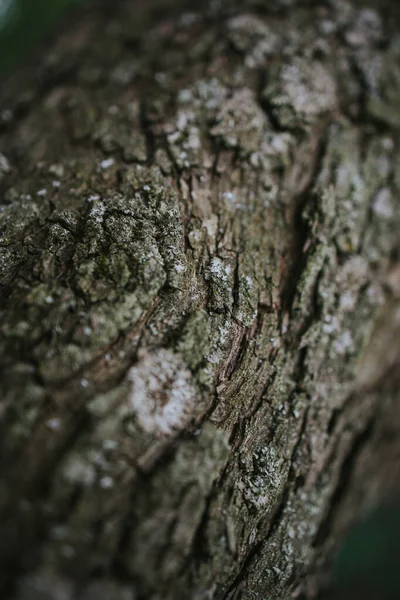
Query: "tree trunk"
1 1 399 598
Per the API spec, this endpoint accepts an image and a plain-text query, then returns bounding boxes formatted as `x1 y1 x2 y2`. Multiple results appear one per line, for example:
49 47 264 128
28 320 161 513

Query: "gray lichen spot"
372 188 393 219
238 444 287 510
0 152 11 181
263 58 337 128
191 78 228 111
205 256 235 312
166 110 202 169
128 349 200 437
210 88 268 154
344 8 382 48
227 14 280 68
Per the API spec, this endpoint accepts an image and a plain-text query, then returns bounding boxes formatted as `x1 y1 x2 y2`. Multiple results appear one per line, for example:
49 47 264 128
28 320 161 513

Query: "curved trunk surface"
0 1 400 598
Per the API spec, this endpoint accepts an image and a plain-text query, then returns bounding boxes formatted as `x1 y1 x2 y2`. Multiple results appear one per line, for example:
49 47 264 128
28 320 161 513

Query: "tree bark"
0 1 400 598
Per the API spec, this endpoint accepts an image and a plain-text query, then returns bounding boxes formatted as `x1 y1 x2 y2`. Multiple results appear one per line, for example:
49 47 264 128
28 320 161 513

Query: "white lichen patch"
0 152 10 181
174 262 186 274
264 58 337 128
99 157 115 170
99 475 114 489
164 108 202 168
227 14 280 68
333 330 354 355
209 257 232 281
87 199 106 224
372 187 393 219
344 8 382 48
128 349 198 437
281 60 337 116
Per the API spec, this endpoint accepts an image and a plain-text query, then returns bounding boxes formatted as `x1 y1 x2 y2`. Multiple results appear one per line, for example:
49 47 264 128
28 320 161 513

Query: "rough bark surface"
0 1 400 599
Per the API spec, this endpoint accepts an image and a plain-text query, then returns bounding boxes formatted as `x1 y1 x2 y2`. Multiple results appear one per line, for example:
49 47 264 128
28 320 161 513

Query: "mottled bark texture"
0 0 400 598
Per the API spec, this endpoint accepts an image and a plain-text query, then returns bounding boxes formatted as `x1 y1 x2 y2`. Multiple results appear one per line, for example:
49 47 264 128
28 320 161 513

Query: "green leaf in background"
0 0 84 76
325 505 400 599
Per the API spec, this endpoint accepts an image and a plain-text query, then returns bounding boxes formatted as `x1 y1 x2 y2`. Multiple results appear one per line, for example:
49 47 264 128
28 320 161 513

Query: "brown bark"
0 1 400 598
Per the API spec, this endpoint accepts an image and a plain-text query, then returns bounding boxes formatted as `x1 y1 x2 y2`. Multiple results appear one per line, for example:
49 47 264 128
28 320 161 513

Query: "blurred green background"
324 505 400 599
0 0 399 598
0 0 83 75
